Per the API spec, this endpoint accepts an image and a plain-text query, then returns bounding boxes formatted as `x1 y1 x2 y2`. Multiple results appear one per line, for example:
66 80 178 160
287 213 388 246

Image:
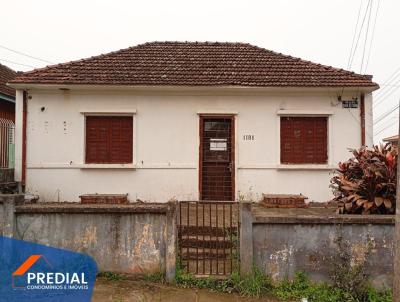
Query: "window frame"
277 113 331 166
82 113 136 167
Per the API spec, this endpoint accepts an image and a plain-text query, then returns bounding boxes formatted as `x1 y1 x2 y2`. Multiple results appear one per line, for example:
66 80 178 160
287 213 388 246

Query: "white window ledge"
277 109 333 116
277 164 335 170
80 164 136 169
197 110 238 115
80 109 136 115
27 163 196 169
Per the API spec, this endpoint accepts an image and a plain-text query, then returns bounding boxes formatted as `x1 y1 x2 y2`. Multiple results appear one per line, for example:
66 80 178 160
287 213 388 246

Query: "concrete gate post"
165 200 177 282
0 194 24 237
240 201 254 275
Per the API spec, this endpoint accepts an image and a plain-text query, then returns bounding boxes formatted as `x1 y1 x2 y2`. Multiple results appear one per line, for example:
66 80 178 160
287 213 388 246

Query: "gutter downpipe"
22 90 27 187
360 93 366 146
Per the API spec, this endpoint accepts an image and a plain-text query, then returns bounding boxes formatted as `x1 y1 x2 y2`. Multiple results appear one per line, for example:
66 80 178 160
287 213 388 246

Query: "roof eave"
0 92 15 103
7 83 379 94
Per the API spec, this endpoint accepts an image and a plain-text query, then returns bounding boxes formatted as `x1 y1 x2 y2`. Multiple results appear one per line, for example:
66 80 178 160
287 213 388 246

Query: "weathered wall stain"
253 223 394 289
13 210 168 275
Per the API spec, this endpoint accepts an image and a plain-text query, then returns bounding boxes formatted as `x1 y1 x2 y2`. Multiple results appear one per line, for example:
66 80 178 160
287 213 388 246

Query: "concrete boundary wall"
0 195 176 282
240 203 395 289
0 195 395 287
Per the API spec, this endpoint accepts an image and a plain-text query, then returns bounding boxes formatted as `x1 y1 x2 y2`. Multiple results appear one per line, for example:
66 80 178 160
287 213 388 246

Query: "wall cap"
15 202 168 214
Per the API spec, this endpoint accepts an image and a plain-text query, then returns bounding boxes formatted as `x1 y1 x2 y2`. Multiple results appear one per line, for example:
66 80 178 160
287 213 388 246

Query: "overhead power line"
0 44 53 64
374 77 400 108
364 0 380 73
0 58 36 68
374 104 399 125
375 119 398 136
348 0 372 69
346 0 363 69
360 0 373 73
375 67 400 96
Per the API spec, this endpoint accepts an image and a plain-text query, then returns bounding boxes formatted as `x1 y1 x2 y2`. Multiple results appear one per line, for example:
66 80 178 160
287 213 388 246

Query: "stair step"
179 225 238 237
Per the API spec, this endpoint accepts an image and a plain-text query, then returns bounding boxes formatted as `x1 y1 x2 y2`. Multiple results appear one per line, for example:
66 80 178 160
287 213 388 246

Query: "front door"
199 116 234 201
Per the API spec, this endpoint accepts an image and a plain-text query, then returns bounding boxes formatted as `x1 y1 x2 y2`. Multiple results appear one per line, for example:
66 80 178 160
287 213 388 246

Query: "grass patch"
143 272 166 283
273 271 349 302
367 287 393 302
174 264 271 297
273 272 392 302
173 263 392 301
97 271 126 281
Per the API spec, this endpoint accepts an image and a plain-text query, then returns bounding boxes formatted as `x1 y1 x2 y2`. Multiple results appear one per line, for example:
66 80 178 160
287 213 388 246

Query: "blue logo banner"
0 236 97 302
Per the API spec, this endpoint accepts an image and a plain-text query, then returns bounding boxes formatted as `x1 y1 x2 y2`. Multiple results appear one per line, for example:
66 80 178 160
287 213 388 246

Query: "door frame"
198 115 235 201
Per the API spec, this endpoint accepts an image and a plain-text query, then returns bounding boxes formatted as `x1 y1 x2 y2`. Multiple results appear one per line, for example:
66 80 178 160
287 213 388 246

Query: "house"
8 42 378 203
383 134 398 145
0 63 17 121
0 63 17 169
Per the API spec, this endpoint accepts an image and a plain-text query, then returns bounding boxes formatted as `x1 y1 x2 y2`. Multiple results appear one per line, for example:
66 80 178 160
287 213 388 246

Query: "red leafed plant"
330 144 397 214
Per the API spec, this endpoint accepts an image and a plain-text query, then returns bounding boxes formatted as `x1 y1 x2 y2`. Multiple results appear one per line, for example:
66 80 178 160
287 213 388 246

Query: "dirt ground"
92 277 279 302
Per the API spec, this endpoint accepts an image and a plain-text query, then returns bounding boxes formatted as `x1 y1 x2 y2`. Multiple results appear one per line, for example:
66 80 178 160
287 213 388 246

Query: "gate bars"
0 118 15 168
178 201 239 276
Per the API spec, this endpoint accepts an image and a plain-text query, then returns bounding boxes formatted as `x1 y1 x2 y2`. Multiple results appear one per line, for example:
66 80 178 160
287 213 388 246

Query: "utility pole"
394 102 400 301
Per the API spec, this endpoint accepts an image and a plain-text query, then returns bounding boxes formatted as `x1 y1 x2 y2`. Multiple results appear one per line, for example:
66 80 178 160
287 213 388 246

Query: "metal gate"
178 201 239 277
0 118 15 168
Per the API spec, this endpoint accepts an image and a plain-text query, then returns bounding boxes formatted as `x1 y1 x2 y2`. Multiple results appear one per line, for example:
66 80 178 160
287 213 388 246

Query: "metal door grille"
200 117 234 201
178 201 239 277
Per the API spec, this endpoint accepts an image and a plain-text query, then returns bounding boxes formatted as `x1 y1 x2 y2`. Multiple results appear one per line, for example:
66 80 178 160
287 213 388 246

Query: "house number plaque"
243 134 255 141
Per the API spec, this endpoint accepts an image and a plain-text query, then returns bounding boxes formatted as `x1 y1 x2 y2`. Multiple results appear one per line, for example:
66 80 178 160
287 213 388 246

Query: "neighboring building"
0 63 17 169
9 42 378 202
383 135 398 145
0 63 17 121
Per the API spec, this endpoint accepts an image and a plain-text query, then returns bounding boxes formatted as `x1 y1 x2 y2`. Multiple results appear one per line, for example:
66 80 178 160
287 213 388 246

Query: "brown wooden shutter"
280 116 327 164
85 116 133 164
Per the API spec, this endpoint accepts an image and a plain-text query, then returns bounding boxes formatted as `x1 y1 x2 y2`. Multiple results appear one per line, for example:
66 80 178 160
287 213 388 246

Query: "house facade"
9 42 377 203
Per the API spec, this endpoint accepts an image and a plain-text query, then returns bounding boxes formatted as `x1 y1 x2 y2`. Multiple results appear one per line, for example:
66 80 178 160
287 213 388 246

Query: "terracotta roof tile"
0 63 17 97
11 42 377 88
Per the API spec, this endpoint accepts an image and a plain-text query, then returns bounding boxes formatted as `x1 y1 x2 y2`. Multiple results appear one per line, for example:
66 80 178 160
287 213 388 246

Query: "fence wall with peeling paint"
241 203 395 289
0 196 176 281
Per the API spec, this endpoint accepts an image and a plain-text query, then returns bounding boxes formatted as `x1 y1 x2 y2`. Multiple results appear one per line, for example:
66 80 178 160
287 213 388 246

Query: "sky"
1 0 399 143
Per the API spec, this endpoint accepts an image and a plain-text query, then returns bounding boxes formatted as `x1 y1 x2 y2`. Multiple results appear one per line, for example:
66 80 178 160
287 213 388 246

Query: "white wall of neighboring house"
14 87 373 203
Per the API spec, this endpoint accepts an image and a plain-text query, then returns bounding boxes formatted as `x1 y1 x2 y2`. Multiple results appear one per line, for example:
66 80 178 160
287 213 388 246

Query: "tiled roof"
0 63 17 98
11 42 377 88
383 135 398 142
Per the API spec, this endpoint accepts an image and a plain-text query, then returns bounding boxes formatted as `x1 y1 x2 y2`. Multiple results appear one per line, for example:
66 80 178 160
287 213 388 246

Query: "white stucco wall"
14 86 373 203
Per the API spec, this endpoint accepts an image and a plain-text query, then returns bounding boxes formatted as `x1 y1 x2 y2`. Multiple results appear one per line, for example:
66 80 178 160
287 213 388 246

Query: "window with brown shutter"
85 116 133 164
280 116 328 164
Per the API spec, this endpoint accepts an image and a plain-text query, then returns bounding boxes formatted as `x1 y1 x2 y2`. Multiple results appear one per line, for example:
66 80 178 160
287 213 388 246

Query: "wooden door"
199 116 234 201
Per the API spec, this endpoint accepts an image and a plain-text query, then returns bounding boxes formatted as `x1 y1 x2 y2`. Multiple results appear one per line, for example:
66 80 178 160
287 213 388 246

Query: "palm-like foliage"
331 144 397 214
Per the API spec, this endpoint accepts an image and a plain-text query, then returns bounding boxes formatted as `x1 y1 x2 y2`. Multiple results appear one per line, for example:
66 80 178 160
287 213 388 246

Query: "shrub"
330 144 397 214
